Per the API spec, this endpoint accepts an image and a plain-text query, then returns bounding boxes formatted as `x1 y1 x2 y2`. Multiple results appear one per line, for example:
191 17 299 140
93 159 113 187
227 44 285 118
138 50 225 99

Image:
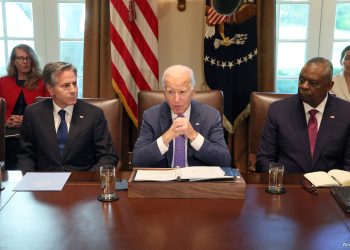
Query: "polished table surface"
0 171 349 250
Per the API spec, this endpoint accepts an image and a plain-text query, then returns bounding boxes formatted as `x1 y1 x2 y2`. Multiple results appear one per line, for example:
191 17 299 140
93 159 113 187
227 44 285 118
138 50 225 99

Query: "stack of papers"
134 167 235 182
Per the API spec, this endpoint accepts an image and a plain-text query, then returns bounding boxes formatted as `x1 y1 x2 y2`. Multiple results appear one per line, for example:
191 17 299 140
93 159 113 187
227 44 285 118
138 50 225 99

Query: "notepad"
13 172 71 191
304 169 350 187
134 167 236 182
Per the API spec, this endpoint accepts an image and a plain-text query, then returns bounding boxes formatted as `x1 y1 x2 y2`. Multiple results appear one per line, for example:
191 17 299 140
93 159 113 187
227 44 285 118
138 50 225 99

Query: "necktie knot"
309 109 318 117
58 109 66 121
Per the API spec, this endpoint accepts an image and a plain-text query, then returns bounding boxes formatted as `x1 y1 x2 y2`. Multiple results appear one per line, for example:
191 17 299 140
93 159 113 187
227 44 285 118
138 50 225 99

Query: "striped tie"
174 115 186 167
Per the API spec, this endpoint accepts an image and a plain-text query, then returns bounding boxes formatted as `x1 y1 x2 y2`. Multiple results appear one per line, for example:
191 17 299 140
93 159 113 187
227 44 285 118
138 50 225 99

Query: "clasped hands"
162 117 198 146
6 115 23 128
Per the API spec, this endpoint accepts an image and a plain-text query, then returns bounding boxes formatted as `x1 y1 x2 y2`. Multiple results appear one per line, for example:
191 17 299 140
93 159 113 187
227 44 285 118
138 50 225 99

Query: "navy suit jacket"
256 94 350 173
18 99 118 172
132 100 231 167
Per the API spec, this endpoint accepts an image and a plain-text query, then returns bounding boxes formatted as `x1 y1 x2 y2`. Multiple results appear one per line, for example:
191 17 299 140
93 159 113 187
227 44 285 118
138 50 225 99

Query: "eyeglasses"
15 56 31 62
301 178 318 195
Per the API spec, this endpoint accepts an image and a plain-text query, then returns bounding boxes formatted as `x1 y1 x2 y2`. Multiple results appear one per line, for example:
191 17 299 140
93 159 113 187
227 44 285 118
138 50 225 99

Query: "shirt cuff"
190 133 204 151
157 136 169 155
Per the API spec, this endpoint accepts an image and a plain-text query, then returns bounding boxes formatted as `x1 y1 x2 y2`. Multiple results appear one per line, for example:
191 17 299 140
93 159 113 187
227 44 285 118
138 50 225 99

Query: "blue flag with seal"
204 0 257 133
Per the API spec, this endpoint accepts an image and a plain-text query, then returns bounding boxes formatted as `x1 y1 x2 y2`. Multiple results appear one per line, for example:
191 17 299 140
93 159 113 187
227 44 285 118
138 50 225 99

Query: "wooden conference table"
0 170 349 250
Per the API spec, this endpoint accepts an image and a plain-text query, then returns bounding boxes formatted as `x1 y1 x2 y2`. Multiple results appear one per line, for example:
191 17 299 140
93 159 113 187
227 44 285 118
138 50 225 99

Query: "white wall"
158 0 206 90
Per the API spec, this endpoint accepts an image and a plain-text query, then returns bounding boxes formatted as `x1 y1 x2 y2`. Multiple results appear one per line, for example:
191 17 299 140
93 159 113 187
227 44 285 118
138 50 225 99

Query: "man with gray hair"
18 62 118 172
132 64 231 168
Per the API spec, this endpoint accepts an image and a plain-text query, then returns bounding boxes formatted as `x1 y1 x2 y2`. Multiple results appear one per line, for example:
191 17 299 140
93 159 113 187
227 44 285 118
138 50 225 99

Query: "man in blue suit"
132 65 231 168
257 57 350 173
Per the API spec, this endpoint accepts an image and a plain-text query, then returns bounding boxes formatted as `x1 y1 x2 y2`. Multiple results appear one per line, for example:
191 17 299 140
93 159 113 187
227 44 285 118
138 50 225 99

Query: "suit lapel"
62 102 82 158
159 103 173 166
312 96 337 169
292 97 313 171
188 101 200 158
40 100 61 159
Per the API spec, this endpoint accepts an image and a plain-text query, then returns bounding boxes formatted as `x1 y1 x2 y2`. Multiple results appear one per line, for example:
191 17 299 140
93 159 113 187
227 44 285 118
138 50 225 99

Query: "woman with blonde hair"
0 44 49 169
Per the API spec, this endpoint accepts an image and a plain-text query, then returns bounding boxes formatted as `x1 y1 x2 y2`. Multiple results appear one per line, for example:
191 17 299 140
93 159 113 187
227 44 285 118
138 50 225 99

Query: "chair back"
0 98 5 164
248 92 292 172
137 90 224 131
35 97 123 165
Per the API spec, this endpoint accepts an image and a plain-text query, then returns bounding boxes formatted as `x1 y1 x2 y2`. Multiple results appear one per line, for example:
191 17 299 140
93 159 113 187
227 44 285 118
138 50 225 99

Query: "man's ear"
46 84 54 96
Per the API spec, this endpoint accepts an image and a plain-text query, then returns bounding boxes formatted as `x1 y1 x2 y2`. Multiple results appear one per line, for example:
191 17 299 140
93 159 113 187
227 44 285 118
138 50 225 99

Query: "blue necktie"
174 115 186 167
57 109 68 155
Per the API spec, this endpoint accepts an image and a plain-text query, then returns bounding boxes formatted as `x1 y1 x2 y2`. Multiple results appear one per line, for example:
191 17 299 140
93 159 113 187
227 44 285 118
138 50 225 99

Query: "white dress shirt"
52 101 74 132
302 94 328 130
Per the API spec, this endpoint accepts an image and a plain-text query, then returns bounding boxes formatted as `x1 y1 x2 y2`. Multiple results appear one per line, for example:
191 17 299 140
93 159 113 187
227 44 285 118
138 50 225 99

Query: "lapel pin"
195 122 200 126
330 115 335 119
80 115 84 118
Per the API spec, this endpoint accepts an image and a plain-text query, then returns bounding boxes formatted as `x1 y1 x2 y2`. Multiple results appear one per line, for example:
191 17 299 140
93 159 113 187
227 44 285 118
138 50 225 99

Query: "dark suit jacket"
256 94 350 173
132 100 231 167
17 99 118 172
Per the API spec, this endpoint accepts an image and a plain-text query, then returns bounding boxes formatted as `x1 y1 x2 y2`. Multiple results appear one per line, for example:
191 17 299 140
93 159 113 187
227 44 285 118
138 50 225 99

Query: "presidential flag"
110 0 159 126
204 0 258 133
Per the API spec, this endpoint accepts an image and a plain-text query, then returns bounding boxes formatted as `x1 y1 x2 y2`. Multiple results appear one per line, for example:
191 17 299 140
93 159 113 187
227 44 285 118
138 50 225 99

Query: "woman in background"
0 44 49 169
331 45 350 101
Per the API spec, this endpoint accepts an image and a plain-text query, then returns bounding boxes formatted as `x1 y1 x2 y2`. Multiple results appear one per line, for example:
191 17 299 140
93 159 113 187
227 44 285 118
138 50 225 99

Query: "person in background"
331 45 350 101
256 57 350 173
132 64 231 168
17 62 118 172
0 44 49 169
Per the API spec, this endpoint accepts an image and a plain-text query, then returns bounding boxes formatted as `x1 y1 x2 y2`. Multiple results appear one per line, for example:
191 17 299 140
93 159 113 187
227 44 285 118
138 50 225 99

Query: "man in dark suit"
257 57 350 173
17 62 118 172
132 65 231 168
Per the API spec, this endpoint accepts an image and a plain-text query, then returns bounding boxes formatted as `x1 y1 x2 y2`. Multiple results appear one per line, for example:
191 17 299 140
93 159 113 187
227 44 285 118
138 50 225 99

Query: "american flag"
110 0 159 126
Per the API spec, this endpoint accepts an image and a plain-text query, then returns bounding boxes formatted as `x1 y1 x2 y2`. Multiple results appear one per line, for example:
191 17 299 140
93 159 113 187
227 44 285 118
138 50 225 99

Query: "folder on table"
330 186 350 213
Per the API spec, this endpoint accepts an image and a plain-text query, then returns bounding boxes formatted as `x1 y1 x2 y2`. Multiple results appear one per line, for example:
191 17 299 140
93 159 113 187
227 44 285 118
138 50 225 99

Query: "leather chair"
248 92 292 172
137 90 224 132
0 98 5 165
36 97 123 168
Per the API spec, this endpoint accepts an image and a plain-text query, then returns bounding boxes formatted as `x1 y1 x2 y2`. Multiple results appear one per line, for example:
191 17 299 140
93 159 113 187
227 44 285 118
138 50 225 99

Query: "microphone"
211 0 242 15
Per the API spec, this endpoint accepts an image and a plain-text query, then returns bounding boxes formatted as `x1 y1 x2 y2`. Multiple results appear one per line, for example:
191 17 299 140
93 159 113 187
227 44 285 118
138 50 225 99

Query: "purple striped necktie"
174 114 186 167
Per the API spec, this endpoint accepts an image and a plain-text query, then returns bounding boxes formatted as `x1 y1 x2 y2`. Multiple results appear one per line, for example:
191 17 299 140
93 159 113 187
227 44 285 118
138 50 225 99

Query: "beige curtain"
233 0 276 172
83 0 115 98
83 0 133 170
257 0 276 92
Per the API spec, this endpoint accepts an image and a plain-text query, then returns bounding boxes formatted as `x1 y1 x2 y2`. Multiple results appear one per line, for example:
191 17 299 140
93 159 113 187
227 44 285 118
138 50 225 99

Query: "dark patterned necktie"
57 109 68 155
174 115 186 167
308 109 318 157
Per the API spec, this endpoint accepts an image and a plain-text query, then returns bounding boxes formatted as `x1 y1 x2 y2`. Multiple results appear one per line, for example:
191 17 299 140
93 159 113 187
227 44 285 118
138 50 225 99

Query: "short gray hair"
305 57 333 81
161 65 196 89
43 62 77 87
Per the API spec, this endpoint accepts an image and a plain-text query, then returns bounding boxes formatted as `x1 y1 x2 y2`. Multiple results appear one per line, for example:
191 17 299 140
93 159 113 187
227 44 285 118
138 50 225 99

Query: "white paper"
13 172 71 191
134 170 177 181
134 167 234 182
